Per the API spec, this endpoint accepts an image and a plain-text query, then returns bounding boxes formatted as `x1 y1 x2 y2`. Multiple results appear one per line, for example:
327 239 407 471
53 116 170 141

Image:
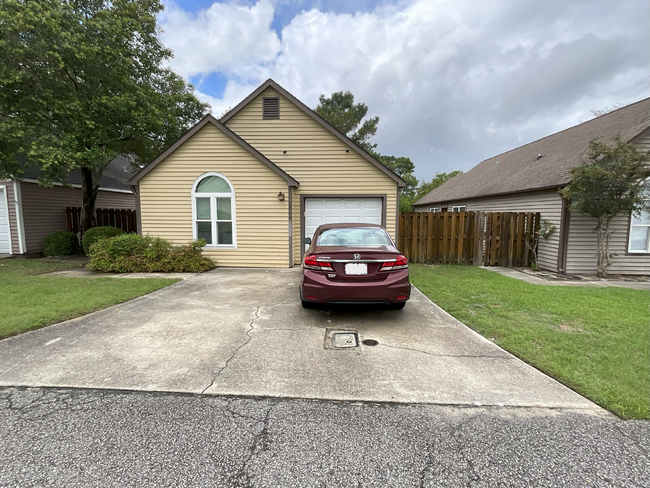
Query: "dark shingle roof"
414 98 650 206
22 156 135 191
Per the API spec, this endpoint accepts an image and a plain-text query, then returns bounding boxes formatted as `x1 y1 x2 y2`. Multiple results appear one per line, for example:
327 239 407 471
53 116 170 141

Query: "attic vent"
263 97 280 119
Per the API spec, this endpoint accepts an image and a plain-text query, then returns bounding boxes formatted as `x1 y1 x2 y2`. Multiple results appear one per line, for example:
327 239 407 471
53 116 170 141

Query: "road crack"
232 403 274 487
201 307 260 395
449 421 481 487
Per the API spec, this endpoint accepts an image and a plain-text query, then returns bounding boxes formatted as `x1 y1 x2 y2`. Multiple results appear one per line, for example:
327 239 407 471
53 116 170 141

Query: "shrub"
87 234 215 273
82 226 125 255
43 231 76 256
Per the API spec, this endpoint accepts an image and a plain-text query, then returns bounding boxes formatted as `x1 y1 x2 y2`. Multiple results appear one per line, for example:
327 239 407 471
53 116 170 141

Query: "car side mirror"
303 237 312 245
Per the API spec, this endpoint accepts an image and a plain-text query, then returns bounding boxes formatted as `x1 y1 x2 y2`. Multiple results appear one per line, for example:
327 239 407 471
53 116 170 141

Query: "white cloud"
160 0 280 78
160 0 650 180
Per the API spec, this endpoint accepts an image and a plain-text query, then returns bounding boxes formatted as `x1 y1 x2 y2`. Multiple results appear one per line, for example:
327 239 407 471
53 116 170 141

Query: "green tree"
561 137 650 277
314 90 422 209
0 0 209 231
315 91 379 153
375 154 418 205
399 171 463 212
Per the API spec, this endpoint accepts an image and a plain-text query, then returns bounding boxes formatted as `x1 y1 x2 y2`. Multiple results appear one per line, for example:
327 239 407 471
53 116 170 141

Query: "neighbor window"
628 200 650 253
429 207 440 212
192 173 236 247
452 205 467 212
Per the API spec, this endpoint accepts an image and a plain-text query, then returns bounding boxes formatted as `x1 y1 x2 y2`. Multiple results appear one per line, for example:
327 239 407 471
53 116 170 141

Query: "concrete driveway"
0 268 603 412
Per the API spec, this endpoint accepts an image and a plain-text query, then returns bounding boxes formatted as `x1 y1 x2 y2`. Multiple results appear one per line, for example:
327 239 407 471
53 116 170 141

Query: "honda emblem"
353 254 361 260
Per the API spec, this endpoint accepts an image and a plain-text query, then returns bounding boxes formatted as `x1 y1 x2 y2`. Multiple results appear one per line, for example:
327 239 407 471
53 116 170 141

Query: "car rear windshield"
316 228 391 246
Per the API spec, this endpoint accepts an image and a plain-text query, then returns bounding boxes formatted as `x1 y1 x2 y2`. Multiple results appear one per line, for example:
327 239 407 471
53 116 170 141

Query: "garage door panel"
305 200 325 210
325 200 343 210
343 200 362 209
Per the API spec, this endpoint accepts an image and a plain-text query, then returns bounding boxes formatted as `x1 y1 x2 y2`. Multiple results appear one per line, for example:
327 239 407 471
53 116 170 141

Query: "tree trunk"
81 167 99 232
596 215 614 278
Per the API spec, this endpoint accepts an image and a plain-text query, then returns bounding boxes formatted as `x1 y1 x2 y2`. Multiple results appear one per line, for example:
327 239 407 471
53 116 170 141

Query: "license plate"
345 263 367 275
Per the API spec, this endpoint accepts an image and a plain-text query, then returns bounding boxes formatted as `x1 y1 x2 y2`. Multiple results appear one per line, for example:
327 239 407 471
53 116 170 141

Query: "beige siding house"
130 79 405 268
1 157 135 256
414 98 650 275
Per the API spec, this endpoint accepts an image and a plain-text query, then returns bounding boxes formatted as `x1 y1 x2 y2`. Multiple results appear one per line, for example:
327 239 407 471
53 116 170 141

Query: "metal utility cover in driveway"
329 330 359 348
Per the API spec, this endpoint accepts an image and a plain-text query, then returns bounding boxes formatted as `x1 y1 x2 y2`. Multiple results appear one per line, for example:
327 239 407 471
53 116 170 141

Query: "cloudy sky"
159 0 649 182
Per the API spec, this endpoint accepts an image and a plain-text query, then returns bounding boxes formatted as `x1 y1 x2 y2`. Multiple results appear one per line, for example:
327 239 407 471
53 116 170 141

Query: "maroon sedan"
300 223 411 309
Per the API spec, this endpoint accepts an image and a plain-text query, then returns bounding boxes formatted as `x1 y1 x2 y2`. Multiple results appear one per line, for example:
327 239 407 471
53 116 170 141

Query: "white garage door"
0 187 11 254
304 197 383 249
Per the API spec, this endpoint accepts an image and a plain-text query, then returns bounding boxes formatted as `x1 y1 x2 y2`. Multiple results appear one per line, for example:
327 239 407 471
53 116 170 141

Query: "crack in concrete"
201 307 260 395
377 343 509 360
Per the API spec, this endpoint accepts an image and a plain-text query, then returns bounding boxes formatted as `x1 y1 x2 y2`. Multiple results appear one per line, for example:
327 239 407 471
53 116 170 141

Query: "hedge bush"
87 234 215 273
82 226 125 255
43 231 76 256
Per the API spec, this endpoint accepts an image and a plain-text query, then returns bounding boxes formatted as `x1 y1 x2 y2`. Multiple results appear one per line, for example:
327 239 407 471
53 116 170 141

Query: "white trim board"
20 178 133 194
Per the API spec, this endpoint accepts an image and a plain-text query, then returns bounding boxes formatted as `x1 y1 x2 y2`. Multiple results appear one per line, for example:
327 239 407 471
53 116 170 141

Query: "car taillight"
304 255 319 269
381 254 408 271
304 254 333 271
394 254 408 269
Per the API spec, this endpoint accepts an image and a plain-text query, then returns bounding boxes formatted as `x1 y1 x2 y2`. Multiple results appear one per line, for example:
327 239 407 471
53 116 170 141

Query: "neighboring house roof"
20 155 135 191
415 97 650 206
129 114 300 187
220 78 407 188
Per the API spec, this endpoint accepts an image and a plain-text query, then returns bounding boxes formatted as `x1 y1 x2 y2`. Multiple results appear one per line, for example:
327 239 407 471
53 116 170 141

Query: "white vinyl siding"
413 189 563 272
0 186 11 253
0 180 20 254
225 87 399 265
566 213 650 275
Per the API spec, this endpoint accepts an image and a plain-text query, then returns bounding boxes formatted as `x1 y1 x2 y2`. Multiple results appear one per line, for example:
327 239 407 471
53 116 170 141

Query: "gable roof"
415 97 650 206
21 155 134 191
129 114 299 186
220 78 406 188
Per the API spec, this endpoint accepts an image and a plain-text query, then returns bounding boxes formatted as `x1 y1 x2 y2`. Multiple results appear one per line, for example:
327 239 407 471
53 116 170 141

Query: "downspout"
131 184 142 234
557 196 571 274
395 186 400 243
13 181 26 254
288 186 293 268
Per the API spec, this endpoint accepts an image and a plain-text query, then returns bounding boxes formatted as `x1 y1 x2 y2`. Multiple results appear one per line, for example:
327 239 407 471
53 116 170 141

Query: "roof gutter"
414 184 568 207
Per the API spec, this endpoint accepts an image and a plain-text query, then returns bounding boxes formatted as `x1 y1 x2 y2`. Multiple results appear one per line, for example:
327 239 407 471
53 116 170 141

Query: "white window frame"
452 205 467 212
191 172 237 249
628 202 650 254
429 207 440 213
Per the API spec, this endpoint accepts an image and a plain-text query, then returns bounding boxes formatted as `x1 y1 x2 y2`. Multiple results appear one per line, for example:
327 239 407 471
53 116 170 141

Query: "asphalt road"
1 387 647 487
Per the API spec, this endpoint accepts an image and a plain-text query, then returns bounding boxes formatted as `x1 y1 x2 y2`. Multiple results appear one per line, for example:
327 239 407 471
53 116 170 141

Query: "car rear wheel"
301 300 314 309
390 302 406 310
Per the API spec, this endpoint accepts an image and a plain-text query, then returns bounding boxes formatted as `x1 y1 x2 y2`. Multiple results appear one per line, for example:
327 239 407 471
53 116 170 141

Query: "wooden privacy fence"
66 207 138 234
398 211 540 267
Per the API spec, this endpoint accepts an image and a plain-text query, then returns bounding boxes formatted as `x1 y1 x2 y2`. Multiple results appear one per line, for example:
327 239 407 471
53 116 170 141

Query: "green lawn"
410 264 650 419
0 258 179 339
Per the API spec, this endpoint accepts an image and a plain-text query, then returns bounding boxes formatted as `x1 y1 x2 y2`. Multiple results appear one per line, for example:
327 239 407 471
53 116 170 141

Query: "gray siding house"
0 157 135 257
413 98 650 275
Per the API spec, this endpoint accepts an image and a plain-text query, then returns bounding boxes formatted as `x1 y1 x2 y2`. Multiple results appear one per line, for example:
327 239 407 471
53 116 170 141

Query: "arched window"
191 173 236 247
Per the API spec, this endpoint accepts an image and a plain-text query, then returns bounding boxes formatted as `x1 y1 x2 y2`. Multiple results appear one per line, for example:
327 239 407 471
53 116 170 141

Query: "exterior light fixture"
277 192 285 201
345 149 349 153
283 150 287 154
